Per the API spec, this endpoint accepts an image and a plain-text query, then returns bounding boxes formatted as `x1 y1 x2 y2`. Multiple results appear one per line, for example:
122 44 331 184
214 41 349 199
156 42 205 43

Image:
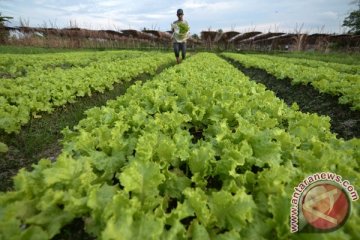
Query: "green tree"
0 13 13 43
342 1 360 34
191 33 200 40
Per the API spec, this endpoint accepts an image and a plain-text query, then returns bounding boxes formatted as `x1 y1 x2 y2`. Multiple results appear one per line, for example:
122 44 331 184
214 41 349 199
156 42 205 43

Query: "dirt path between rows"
223 57 360 140
0 62 175 193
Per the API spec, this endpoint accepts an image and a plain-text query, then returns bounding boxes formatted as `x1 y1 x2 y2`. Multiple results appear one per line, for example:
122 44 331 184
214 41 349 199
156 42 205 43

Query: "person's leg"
173 42 180 64
181 42 186 60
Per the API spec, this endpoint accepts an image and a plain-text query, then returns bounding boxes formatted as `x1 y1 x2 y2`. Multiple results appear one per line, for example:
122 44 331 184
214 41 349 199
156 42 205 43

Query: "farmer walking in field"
171 9 190 64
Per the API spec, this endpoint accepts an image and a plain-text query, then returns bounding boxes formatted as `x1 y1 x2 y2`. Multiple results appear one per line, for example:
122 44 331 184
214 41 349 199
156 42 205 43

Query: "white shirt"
171 20 190 43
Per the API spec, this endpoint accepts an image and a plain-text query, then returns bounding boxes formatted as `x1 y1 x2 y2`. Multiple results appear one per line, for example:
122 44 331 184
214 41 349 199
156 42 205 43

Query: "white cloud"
0 0 352 34
183 0 208 9
320 11 339 19
33 0 47 4
61 4 86 12
97 0 121 7
142 14 169 20
183 0 234 11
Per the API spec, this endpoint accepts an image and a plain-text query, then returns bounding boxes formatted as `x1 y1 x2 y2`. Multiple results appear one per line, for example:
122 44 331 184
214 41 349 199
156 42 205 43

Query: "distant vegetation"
0 13 13 43
343 0 360 34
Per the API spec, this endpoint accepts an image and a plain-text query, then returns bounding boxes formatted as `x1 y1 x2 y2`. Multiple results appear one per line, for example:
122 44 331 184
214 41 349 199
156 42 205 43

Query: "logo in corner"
290 172 358 233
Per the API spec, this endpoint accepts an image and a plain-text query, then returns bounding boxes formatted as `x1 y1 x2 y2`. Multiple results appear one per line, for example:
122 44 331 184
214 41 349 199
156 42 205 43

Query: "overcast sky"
0 0 357 34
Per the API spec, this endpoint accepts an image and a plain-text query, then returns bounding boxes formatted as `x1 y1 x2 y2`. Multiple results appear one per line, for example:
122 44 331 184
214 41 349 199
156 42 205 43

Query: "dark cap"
177 9 184 15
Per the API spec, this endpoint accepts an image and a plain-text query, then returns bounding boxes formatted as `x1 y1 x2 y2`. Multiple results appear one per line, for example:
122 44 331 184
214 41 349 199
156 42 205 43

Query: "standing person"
171 9 190 64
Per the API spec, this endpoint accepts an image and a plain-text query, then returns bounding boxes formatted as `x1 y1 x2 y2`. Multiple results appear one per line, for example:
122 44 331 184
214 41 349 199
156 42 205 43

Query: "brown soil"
223 57 360 140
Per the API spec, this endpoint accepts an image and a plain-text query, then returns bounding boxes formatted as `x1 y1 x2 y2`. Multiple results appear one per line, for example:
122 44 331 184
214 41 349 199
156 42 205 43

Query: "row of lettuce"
0 50 153 78
1 53 358 240
266 54 360 75
0 51 174 135
222 53 360 110
275 52 360 66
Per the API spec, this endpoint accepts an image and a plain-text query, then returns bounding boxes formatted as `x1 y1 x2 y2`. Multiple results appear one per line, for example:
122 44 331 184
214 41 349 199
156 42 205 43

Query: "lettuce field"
0 50 359 240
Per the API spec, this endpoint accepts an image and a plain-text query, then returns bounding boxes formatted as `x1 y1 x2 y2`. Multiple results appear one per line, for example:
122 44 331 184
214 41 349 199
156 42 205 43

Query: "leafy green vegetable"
0 141 8 153
178 22 190 35
223 52 360 110
0 53 359 239
0 51 173 133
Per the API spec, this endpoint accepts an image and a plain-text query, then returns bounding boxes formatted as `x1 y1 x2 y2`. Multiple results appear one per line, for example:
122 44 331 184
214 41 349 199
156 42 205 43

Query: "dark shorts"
173 42 186 59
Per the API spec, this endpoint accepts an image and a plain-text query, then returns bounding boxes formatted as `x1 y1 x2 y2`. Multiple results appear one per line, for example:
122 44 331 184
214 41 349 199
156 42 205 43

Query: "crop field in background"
0 47 359 240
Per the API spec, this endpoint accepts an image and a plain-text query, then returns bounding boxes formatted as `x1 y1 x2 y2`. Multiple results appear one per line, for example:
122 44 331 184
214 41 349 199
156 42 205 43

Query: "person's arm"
171 23 174 39
171 21 178 40
171 21 177 33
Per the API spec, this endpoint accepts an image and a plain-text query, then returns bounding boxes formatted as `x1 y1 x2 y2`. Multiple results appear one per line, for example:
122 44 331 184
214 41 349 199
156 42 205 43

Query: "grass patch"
275 51 360 65
0 45 89 54
0 45 174 54
223 50 360 65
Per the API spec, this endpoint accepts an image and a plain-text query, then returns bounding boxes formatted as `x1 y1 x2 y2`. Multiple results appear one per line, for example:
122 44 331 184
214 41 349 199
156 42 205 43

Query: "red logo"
302 183 350 231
